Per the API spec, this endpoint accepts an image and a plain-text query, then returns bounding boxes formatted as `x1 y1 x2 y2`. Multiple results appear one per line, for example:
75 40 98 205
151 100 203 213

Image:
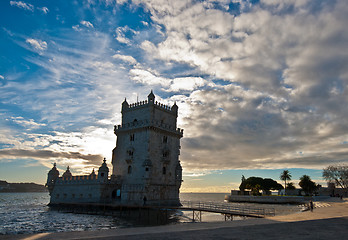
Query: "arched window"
162 167 166 175
130 134 135 141
128 165 132 174
163 136 168 143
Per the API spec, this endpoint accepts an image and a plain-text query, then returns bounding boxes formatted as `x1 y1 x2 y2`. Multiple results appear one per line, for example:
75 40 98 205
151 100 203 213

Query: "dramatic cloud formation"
130 0 348 172
1 0 347 187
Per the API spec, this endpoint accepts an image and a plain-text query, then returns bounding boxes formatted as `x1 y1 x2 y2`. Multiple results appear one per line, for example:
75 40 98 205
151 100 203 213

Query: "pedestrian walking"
310 200 314 212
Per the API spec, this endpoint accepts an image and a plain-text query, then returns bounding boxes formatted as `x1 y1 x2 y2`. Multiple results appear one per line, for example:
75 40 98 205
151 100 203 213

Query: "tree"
262 178 284 194
286 182 296 190
280 170 292 195
323 165 348 192
299 175 318 196
239 176 283 196
243 177 264 195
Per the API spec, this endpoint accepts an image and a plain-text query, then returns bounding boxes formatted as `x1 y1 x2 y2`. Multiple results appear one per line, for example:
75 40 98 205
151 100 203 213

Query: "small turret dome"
62 166 72 179
148 90 155 103
172 101 178 111
46 163 59 186
99 158 109 172
122 98 129 107
48 163 59 177
98 158 109 182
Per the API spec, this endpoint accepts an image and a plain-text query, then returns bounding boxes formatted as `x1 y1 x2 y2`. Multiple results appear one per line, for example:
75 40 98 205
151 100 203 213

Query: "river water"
0 192 302 235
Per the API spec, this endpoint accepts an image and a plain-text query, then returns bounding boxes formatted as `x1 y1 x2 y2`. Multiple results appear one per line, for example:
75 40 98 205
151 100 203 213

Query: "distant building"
46 91 183 206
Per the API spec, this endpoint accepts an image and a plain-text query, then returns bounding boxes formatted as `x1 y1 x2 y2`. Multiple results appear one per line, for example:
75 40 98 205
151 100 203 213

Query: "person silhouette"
310 200 314 212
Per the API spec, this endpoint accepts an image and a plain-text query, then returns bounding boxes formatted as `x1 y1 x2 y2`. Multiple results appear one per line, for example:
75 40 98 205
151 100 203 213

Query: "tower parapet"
121 99 176 114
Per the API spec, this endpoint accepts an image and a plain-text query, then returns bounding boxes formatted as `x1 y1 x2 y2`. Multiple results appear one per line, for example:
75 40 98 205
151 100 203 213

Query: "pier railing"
180 201 275 218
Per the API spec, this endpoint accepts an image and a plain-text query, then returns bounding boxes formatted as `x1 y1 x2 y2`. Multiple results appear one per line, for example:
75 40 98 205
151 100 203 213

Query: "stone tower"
112 91 183 206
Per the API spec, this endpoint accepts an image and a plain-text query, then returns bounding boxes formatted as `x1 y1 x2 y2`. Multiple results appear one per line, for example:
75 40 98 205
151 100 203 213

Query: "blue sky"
1 0 348 192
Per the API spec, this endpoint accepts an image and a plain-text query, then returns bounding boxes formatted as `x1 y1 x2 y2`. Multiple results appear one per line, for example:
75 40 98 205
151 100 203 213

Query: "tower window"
163 150 169 157
128 165 132 174
145 167 149 172
163 136 168 143
101 173 104 177
127 150 134 156
130 134 135 141
162 167 166 174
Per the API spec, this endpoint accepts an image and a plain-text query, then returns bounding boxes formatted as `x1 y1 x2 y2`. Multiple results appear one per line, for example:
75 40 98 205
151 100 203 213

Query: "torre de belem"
46 91 183 206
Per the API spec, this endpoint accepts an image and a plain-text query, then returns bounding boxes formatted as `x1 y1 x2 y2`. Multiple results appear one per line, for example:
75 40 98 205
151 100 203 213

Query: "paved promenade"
4 198 348 240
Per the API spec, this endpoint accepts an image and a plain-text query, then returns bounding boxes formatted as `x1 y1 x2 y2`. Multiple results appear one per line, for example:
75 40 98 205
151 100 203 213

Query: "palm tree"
280 170 292 195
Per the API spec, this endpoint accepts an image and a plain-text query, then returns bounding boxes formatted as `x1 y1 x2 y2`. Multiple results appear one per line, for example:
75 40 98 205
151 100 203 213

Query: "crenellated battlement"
123 100 175 113
114 118 183 136
56 175 98 184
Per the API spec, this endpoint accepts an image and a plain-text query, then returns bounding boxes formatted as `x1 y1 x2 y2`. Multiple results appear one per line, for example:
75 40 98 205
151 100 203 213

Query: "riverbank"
4 197 347 240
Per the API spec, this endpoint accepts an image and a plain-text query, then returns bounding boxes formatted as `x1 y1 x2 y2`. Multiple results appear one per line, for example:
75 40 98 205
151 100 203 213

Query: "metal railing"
180 201 275 217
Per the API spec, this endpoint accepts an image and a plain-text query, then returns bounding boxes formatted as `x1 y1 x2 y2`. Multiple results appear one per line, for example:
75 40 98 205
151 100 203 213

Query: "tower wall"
113 93 183 205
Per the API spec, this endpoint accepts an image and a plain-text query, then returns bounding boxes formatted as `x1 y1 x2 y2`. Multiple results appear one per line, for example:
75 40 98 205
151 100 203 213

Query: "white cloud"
80 20 94 28
169 77 206 91
115 26 138 44
72 25 81 31
38 6 49 14
130 68 170 87
10 117 46 129
141 21 149 26
0 75 4 80
26 38 47 51
10 1 34 11
112 54 137 65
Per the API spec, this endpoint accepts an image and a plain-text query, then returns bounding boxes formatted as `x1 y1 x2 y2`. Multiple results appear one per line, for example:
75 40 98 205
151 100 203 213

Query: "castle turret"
62 166 72 179
46 163 59 193
90 168 96 179
98 158 109 182
148 90 155 103
122 98 129 112
171 102 178 117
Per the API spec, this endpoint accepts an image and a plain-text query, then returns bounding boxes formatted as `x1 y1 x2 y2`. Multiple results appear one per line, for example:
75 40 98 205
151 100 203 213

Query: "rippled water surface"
0 192 134 235
0 192 301 235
